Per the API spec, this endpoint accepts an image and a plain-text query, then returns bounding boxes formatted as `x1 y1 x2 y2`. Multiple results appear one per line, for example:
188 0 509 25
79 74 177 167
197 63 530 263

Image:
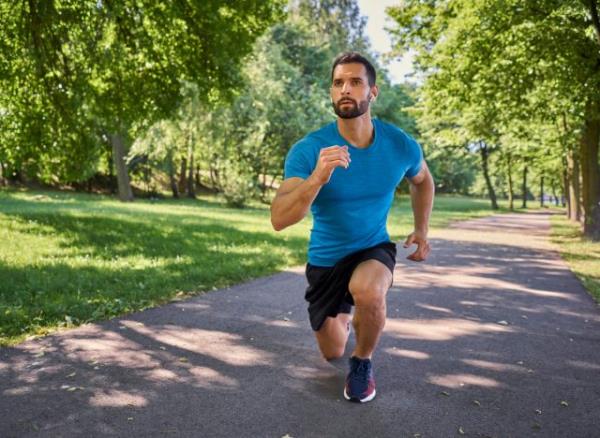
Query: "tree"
0 0 284 200
388 0 600 237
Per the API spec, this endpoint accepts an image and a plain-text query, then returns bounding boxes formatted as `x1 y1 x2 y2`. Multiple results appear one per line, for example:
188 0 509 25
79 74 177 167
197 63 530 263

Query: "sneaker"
344 356 376 402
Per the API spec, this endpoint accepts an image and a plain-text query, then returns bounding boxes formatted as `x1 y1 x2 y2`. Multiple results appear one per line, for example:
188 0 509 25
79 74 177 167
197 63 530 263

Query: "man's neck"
336 113 374 149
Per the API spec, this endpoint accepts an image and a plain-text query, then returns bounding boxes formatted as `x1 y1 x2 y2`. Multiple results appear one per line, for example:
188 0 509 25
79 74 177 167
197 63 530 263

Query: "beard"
332 94 371 119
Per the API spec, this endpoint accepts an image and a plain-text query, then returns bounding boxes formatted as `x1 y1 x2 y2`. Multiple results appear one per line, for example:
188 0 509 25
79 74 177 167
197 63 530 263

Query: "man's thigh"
348 259 394 299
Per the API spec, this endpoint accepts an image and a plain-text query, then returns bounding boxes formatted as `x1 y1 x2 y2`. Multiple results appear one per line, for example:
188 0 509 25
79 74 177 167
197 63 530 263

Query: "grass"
0 188 502 346
550 215 600 303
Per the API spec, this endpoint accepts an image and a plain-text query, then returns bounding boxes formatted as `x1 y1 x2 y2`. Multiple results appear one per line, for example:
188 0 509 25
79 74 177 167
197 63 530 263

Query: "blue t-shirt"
284 118 423 267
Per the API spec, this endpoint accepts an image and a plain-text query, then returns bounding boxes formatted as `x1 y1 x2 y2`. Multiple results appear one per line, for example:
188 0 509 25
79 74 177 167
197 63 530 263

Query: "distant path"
1 212 599 437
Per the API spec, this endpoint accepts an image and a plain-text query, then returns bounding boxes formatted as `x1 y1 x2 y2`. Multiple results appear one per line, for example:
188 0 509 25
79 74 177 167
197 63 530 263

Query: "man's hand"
310 145 351 186
403 230 430 262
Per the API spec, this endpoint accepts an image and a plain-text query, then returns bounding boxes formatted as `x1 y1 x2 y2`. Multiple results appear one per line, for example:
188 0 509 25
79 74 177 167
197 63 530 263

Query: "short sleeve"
404 135 424 179
284 140 314 180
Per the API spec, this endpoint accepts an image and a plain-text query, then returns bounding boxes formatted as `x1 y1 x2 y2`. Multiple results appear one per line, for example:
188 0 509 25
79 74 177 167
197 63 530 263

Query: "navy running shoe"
344 356 376 402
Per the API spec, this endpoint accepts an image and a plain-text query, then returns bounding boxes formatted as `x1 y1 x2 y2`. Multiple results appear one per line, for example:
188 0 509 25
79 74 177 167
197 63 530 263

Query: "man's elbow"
271 217 285 232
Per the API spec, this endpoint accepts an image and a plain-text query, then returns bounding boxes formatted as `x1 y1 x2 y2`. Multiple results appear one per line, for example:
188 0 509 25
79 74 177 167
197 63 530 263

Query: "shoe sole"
344 387 376 403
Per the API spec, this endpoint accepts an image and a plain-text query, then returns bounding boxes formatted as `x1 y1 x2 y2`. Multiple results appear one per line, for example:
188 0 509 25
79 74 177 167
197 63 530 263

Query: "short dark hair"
331 52 377 86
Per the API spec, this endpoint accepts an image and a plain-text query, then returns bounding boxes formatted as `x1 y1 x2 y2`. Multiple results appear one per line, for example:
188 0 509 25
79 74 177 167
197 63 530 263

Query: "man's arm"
403 160 435 261
271 145 350 231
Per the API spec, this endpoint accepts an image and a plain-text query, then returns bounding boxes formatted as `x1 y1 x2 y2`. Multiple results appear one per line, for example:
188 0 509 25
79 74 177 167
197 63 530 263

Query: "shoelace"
350 360 371 386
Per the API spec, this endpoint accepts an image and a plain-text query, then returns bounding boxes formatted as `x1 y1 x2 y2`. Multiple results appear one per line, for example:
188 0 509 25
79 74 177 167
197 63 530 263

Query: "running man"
270 52 434 403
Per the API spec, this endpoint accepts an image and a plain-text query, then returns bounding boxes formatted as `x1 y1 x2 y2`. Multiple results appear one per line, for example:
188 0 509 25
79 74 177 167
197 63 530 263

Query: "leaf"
66 372 77 378
179 357 188 363
439 391 450 397
67 387 77 392
560 401 569 407
535 409 542 415
458 426 465 435
497 320 509 325
473 399 481 407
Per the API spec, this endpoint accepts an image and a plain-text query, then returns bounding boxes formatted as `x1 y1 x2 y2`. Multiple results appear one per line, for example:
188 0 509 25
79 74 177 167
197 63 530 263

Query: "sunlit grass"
0 189 502 345
550 215 600 303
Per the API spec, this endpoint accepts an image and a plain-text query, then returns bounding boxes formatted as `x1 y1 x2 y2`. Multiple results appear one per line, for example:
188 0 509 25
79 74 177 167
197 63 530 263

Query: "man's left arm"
404 160 435 262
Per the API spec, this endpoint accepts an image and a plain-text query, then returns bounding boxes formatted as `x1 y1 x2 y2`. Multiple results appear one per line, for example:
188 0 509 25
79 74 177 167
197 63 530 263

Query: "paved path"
1 212 599 438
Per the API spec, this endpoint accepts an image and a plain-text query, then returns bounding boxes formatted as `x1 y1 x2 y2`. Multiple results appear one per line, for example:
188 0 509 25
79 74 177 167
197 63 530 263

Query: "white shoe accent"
344 387 376 403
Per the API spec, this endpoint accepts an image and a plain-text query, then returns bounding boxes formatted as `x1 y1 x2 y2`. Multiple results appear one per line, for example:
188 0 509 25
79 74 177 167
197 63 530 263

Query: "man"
270 52 434 403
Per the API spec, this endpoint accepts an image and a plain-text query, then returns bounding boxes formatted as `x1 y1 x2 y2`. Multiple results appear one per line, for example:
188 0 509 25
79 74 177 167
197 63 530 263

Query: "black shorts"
304 241 397 331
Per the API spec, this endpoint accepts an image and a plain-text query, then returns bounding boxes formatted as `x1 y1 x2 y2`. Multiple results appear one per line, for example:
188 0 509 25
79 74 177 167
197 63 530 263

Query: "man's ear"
370 85 379 102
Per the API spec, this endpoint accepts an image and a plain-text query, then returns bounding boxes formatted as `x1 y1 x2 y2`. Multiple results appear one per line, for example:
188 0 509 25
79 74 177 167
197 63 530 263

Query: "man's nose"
341 82 351 94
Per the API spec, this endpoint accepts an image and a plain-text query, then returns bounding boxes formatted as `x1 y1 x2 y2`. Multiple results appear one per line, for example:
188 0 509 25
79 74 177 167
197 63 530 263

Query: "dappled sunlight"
62 329 161 369
4 386 34 396
89 389 149 407
121 320 274 366
566 360 600 371
385 348 430 360
415 303 453 314
462 359 524 373
385 318 513 341
428 373 501 389
285 365 328 379
187 367 239 389
264 320 301 328
400 265 576 300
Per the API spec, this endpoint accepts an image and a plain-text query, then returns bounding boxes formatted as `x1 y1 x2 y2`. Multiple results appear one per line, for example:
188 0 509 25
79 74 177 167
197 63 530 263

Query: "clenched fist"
311 145 351 186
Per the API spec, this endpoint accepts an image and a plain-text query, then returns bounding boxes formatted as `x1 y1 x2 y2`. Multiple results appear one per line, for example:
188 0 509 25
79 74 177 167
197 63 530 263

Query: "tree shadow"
1 235 600 437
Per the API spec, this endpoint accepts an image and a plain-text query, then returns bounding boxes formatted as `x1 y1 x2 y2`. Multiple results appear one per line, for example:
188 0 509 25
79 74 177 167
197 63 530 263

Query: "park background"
1 0 599 345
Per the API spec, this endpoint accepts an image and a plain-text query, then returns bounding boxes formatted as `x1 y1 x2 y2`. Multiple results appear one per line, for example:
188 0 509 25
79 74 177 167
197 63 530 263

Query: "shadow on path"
1 212 599 437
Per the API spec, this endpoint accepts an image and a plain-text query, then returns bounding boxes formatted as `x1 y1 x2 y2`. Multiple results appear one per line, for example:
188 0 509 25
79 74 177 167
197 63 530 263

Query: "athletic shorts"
304 241 397 331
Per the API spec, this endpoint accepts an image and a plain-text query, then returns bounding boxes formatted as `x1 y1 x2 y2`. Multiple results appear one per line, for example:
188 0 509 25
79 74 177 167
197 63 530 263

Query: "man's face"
330 63 376 119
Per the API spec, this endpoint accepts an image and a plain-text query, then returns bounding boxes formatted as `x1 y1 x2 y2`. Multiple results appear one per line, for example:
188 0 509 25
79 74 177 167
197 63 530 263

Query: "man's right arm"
270 176 322 231
271 145 350 231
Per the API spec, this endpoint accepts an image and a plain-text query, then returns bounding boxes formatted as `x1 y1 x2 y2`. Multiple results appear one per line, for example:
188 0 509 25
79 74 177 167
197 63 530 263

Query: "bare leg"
348 260 393 359
314 312 352 360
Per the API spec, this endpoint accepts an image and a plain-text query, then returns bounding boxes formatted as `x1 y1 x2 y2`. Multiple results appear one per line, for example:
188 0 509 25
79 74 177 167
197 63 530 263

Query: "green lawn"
550 215 600 303
0 189 500 346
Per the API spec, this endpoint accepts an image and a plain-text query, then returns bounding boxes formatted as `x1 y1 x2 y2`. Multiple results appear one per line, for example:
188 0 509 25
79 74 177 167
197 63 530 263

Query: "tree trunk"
562 159 571 216
521 164 528 209
580 113 600 239
167 152 179 198
186 144 196 199
195 165 201 187
540 175 544 207
506 153 514 210
0 161 6 186
107 144 116 194
178 157 187 194
551 179 559 206
480 143 498 210
567 147 582 222
109 133 134 202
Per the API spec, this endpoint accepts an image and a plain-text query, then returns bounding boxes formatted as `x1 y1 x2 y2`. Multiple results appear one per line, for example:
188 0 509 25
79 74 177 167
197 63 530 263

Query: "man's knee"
349 280 387 308
321 346 345 361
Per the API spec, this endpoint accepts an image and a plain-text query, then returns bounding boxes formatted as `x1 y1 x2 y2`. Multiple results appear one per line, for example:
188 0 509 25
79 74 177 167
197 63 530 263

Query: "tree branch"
589 0 600 46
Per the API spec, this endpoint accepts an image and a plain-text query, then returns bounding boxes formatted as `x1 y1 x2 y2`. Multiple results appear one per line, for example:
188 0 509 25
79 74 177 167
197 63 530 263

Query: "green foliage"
387 0 600 213
0 0 284 184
